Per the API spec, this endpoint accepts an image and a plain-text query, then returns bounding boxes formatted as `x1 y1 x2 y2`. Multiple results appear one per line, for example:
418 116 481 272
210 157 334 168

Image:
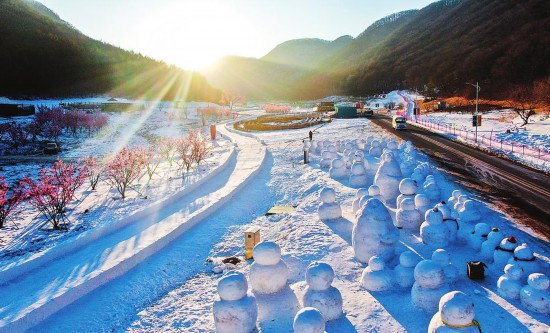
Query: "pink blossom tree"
190 130 211 167
159 137 177 168
5 122 29 151
175 136 194 176
0 176 25 229
83 156 104 190
104 146 149 199
23 159 89 230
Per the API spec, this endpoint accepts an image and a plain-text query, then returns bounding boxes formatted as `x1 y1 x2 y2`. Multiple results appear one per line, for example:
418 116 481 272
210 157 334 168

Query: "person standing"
309 130 313 141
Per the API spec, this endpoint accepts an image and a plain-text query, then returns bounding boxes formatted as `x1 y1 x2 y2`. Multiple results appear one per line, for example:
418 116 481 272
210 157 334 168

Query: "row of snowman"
213 241 344 333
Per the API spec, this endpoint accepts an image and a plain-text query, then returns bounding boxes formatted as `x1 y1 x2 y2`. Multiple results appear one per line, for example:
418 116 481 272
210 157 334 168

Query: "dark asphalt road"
370 115 550 238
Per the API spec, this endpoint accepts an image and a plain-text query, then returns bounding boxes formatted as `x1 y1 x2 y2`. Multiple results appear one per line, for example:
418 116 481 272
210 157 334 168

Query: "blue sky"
38 0 435 69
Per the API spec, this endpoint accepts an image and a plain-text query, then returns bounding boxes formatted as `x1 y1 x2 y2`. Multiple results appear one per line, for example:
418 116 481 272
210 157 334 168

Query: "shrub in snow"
303 262 343 321
394 251 421 288
361 256 393 291
351 188 369 215
213 271 258 333
22 159 88 230
329 158 348 179
468 223 491 251
293 307 325 333
432 249 459 284
249 241 288 294
508 243 541 281
395 197 422 230
480 228 502 261
349 161 369 188
497 264 523 300
352 198 398 263
0 176 25 228
396 178 418 209
368 185 385 204
104 146 149 199
428 291 480 333
318 188 342 221
458 200 481 223
493 236 519 269
189 130 212 167
520 273 550 314
411 259 451 312
374 151 403 206
420 208 450 248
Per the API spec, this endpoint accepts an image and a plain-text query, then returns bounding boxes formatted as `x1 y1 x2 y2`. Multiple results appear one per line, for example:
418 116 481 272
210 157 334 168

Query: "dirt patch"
234 113 323 132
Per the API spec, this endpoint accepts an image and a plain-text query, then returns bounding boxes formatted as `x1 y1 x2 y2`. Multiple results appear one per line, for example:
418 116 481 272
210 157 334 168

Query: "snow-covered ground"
24 118 546 332
0 101 232 268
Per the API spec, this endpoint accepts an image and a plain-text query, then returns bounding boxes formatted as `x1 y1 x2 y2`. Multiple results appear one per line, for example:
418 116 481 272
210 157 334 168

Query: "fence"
405 115 550 162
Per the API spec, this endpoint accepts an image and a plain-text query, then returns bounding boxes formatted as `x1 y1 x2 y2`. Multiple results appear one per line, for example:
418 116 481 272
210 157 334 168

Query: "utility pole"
467 82 481 143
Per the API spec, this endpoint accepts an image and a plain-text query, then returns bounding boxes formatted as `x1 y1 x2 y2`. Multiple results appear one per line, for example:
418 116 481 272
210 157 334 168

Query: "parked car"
44 142 60 155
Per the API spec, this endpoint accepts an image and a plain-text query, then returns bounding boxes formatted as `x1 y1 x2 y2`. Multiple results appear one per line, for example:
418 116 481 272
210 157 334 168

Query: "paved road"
370 115 550 238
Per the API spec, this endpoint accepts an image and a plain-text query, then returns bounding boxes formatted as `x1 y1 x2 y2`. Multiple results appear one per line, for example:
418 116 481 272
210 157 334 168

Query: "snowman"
493 236 519 269
453 195 468 212
368 185 386 204
447 190 463 211
508 243 541 281
369 140 382 157
396 178 418 209
374 151 403 206
349 161 369 188
361 256 394 292
329 158 348 179
412 259 451 312
394 251 421 288
249 242 289 294
400 157 416 177
480 228 502 261
432 249 459 284
320 150 334 169
213 271 258 333
520 273 550 314
428 291 481 333
395 197 422 230
303 262 343 321
318 188 342 221
435 201 458 242
458 200 481 223
469 223 491 251
415 194 432 217
420 208 450 248
352 188 369 215
352 197 399 263
310 141 319 155
293 307 326 333
497 264 523 300
424 182 442 204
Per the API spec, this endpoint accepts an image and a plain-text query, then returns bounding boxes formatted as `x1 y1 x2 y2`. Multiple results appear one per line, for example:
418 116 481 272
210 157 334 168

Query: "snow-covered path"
0 125 266 332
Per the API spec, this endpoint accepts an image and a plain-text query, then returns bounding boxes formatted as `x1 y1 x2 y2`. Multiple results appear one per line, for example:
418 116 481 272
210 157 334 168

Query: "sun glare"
136 1 263 70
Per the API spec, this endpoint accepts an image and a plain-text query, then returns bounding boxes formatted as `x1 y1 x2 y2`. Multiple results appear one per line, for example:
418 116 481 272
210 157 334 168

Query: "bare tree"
509 86 536 126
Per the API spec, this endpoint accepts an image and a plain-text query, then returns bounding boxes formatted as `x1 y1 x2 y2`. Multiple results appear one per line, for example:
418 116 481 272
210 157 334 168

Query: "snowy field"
31 118 547 332
0 102 232 268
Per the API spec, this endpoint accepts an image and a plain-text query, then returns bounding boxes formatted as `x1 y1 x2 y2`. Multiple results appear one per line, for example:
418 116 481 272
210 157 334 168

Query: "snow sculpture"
447 190 463 211
520 273 550 314
411 260 451 312
369 140 382 157
424 182 442 204
453 195 468 212
494 236 519 268
329 158 348 179
318 188 342 221
415 194 431 217
354 150 365 163
432 249 459 284
349 161 369 188
428 291 480 333
436 201 458 242
458 200 481 223
508 243 541 280
374 151 403 206
352 188 370 215
497 264 523 300
320 150 333 169
396 178 418 209
399 157 416 178
213 271 258 333
368 185 385 204
422 175 435 188
342 154 352 169
249 242 288 294
310 141 318 155
394 251 421 288
395 197 422 230
352 198 398 263
469 223 491 251
420 208 450 248
337 141 345 153
345 142 356 151
480 228 502 261
303 262 343 321
293 307 325 333
361 256 393 292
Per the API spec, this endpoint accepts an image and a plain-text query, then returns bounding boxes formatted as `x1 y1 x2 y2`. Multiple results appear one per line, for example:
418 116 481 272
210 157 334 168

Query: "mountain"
204 0 550 100
262 35 353 69
0 0 221 101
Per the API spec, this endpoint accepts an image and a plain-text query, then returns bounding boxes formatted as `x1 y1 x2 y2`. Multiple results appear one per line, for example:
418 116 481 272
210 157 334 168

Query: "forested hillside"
0 0 221 101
